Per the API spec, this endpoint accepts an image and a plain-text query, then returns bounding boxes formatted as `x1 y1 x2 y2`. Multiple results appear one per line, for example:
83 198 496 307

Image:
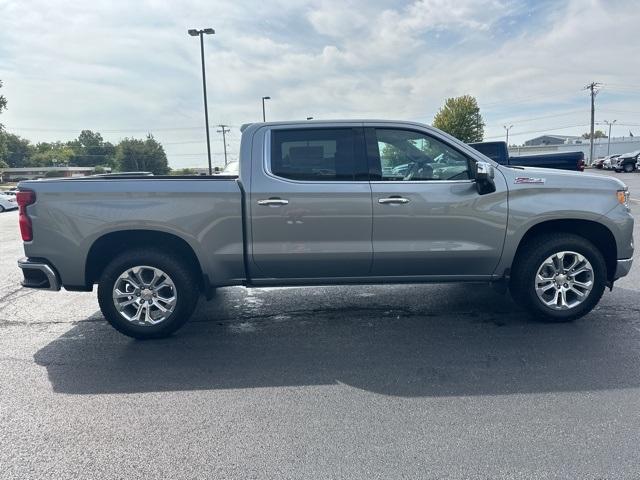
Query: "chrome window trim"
370 179 475 185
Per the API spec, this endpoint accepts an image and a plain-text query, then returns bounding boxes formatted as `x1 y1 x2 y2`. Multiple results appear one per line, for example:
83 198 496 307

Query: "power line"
481 89 583 109
488 108 588 128
484 123 590 140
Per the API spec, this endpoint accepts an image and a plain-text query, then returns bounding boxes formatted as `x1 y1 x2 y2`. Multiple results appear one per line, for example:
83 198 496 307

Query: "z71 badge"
514 177 545 184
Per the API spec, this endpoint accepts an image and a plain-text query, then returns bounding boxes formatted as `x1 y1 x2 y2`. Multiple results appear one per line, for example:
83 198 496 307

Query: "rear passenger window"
270 128 364 181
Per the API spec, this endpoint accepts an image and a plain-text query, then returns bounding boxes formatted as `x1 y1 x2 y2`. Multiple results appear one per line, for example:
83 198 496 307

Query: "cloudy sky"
1 0 639 168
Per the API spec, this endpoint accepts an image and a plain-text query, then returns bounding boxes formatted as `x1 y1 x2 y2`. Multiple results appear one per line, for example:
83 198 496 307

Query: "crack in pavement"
0 284 29 303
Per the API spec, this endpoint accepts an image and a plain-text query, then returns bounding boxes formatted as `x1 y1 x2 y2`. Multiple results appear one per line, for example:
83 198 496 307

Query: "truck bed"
19 176 246 289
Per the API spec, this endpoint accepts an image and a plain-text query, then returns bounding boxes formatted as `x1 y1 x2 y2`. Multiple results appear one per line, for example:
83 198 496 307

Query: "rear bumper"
17 257 61 291
614 258 633 280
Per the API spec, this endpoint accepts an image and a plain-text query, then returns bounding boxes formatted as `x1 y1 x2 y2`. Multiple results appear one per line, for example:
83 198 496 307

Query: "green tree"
68 130 114 167
0 158 8 169
433 95 485 143
2 133 34 167
0 80 8 162
30 142 76 167
0 80 6 130
115 135 170 174
582 130 607 139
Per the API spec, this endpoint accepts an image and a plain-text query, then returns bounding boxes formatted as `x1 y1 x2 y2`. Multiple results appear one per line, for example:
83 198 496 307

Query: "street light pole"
504 125 513 145
261 96 271 122
604 119 617 155
188 28 215 175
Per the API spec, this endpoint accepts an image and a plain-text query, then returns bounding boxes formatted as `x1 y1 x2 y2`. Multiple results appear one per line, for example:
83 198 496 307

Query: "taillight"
16 190 36 242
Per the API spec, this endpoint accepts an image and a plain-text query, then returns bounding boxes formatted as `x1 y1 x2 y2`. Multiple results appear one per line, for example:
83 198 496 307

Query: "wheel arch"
512 219 617 281
85 229 210 295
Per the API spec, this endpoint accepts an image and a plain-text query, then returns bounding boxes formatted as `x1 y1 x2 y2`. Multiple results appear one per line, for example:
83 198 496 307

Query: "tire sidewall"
98 249 198 339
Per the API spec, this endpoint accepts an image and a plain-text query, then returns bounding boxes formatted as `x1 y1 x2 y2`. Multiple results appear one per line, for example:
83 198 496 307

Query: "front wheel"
97 249 199 339
510 234 607 322
623 163 634 173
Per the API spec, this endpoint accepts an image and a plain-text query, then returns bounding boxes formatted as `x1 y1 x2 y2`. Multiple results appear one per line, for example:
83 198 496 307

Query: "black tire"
97 248 199 339
0 205 4 213
510 233 607 322
623 163 634 173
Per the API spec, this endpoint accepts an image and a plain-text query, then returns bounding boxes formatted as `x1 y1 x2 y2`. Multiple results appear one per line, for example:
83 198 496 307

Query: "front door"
250 125 373 279
366 126 508 277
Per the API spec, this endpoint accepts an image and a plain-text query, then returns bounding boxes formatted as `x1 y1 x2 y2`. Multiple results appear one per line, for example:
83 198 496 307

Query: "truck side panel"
21 178 245 288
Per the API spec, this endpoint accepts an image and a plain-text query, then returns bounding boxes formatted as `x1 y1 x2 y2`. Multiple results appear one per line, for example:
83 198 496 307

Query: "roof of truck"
241 119 430 132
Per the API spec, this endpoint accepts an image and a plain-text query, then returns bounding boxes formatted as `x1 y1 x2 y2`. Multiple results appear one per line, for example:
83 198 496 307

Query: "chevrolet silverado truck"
469 141 585 171
16 120 634 339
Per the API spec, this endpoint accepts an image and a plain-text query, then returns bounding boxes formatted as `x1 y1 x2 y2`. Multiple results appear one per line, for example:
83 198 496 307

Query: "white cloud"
0 0 639 167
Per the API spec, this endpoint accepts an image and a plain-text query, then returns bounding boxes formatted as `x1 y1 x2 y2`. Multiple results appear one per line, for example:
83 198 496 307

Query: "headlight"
617 188 630 208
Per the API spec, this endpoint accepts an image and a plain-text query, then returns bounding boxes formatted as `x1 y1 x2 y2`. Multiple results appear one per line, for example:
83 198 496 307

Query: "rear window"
270 128 365 181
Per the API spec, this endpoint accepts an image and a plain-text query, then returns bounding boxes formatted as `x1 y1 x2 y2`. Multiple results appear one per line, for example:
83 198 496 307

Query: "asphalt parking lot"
1 170 639 479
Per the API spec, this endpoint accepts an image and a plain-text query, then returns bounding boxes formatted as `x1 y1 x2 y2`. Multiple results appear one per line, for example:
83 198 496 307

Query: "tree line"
0 80 170 175
0 129 170 175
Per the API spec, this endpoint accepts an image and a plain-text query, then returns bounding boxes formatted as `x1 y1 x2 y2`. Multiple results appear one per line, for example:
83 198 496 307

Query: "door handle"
378 197 410 204
257 198 289 206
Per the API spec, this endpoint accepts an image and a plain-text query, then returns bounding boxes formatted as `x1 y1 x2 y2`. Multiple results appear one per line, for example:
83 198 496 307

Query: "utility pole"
604 119 616 155
504 125 513 145
188 28 215 174
217 124 230 166
584 82 602 165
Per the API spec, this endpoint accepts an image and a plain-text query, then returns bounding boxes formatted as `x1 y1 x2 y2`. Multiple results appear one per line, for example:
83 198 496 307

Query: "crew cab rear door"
249 125 372 279
366 125 508 278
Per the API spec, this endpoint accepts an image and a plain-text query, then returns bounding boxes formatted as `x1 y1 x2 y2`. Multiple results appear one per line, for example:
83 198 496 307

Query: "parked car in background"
468 141 585 171
16 120 634 339
614 150 639 173
602 154 620 170
0 192 18 212
596 155 620 169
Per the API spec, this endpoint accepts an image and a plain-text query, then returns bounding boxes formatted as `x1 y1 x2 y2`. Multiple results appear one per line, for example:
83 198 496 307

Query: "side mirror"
475 161 496 194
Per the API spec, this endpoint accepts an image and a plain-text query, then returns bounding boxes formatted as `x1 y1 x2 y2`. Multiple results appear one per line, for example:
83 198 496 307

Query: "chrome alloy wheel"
112 266 177 325
535 251 594 310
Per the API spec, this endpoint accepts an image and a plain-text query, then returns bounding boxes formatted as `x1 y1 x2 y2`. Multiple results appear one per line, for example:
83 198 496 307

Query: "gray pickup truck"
16 120 634 339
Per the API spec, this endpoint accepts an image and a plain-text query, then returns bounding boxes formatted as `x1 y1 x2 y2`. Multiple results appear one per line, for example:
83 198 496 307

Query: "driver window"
375 128 471 181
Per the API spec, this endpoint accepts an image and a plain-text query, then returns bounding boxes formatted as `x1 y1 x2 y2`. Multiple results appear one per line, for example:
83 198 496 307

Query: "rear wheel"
97 249 199 339
510 234 607 322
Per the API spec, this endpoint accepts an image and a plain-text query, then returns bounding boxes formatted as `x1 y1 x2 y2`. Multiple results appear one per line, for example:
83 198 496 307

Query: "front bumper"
614 258 633 280
17 258 61 291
